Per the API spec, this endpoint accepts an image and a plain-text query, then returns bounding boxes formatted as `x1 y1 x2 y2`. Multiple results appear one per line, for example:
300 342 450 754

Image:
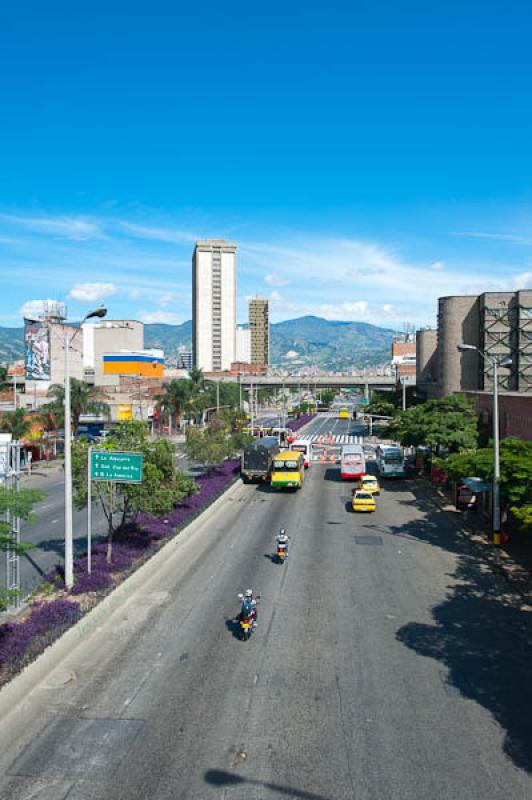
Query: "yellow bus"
338 406 350 419
270 450 305 490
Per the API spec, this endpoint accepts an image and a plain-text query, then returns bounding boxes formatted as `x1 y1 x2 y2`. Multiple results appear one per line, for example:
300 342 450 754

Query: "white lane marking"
51 518 60 524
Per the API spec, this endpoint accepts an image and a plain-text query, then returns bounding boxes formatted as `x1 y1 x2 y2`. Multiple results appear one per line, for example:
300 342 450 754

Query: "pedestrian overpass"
222 374 398 393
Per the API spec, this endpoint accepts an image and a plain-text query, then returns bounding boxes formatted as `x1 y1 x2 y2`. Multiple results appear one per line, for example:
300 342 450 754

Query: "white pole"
64 335 74 588
87 446 93 575
402 380 407 411
492 359 501 545
250 382 255 433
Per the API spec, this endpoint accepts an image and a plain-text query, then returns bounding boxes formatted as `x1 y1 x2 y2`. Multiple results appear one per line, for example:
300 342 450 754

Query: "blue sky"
1 0 531 329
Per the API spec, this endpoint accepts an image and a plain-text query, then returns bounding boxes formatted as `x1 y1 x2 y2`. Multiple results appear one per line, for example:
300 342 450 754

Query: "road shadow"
204 769 332 799
256 483 278 494
392 484 532 773
225 617 243 641
323 468 342 483
35 536 95 559
264 553 281 564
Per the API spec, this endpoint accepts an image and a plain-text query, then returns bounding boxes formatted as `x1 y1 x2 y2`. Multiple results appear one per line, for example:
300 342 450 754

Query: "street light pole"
457 343 511 547
63 305 107 588
492 358 501 543
63 333 74 588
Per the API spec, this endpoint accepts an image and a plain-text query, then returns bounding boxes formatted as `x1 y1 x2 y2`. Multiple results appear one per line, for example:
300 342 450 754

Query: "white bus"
290 439 311 468
340 444 366 480
376 445 405 478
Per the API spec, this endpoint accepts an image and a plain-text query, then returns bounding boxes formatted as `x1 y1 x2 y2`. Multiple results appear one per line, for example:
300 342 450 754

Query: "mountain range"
0 316 396 371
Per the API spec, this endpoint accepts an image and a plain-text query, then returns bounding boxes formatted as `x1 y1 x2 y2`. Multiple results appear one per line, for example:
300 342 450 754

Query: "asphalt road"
0 466 109 597
0 415 531 799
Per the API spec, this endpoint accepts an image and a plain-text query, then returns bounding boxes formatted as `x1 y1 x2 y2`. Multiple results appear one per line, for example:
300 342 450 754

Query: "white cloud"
285 350 299 359
155 293 174 308
382 304 394 313
265 272 289 287
118 221 198 244
339 301 369 315
514 272 532 290
453 231 530 244
0 213 103 240
68 282 118 302
431 261 445 270
128 288 143 300
139 311 182 324
19 299 59 319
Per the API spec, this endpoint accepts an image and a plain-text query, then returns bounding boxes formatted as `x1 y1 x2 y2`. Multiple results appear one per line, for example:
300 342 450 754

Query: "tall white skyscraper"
192 240 237 372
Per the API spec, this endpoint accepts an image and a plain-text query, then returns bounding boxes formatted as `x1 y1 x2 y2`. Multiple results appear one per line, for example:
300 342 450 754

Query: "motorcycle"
276 542 287 564
237 593 259 641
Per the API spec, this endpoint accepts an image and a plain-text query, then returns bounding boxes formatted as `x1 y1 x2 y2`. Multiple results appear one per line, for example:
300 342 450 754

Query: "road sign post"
87 450 143 574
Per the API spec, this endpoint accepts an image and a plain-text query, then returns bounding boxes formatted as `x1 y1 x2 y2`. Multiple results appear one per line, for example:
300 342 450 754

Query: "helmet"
245 589 253 598
279 528 285 535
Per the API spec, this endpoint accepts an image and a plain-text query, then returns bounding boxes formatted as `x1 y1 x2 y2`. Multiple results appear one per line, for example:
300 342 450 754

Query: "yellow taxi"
352 490 376 513
358 474 380 496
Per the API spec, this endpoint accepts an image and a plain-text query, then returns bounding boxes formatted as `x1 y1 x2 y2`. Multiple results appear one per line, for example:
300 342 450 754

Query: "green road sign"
90 450 143 483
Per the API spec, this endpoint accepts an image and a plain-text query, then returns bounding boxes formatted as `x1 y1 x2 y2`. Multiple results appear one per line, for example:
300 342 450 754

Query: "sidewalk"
418 475 532 604
18 459 64 486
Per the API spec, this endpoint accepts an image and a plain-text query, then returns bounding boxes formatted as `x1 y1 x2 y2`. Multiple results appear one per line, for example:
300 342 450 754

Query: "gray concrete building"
415 328 438 399
417 290 532 398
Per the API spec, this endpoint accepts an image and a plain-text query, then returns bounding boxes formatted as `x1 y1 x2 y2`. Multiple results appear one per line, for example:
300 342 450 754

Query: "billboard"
117 404 133 421
103 351 164 379
24 320 51 381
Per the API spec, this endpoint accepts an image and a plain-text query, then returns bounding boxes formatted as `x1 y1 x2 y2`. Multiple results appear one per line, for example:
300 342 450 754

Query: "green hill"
0 316 395 371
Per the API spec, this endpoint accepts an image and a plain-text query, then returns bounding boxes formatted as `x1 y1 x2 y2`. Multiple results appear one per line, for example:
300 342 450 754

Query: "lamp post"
457 344 512 546
64 305 107 587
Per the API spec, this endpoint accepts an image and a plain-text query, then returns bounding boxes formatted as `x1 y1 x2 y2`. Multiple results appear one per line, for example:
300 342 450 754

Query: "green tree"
188 367 205 388
155 379 194 433
46 379 110 434
0 365 9 392
319 389 336 408
72 421 198 563
185 414 245 471
385 394 478 452
440 438 532 526
0 409 31 440
364 399 396 417
0 486 44 609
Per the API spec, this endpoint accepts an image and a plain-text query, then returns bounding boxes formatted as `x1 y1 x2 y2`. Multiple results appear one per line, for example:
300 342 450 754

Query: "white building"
82 320 144 386
192 240 237 372
235 326 251 363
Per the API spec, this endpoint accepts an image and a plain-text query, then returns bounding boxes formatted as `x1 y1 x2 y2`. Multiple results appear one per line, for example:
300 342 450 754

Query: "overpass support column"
364 383 371 402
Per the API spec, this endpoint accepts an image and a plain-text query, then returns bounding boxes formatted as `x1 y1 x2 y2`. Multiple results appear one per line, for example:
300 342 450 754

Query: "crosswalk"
294 434 364 445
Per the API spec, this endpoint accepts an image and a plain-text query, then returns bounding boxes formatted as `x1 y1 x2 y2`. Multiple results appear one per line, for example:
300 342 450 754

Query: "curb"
0 476 244 723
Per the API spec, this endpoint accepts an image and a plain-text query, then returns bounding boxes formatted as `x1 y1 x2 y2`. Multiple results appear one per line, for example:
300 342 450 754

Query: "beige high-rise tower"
248 296 269 367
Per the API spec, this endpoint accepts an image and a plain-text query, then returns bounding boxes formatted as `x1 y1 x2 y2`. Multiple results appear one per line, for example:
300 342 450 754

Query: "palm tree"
46 379 109 434
189 367 204 389
155 379 193 434
0 409 31 440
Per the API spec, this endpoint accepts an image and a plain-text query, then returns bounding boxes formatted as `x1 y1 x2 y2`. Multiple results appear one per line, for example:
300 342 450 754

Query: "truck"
241 436 280 483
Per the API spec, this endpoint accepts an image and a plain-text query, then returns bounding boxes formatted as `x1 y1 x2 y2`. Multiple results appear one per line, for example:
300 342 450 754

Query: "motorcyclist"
238 589 258 626
276 528 290 558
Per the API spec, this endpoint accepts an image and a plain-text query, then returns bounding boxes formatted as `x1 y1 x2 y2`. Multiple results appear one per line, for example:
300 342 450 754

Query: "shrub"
0 598 81 678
